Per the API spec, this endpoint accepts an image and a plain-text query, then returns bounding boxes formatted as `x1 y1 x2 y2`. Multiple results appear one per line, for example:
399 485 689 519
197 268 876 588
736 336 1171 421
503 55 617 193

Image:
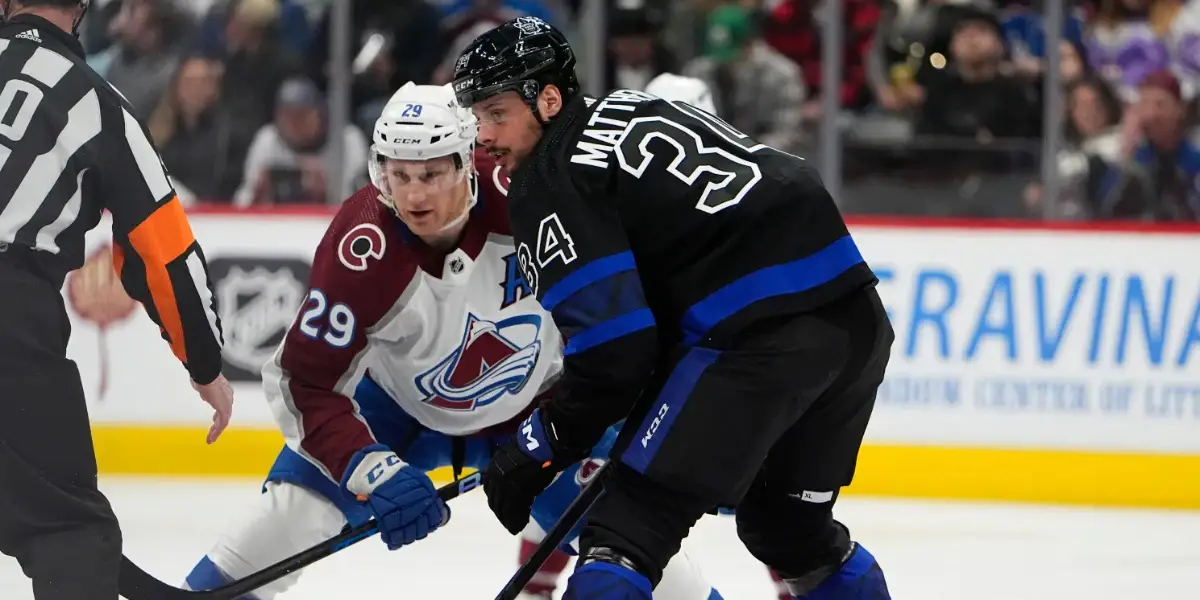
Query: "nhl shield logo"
211 258 310 380
415 313 543 411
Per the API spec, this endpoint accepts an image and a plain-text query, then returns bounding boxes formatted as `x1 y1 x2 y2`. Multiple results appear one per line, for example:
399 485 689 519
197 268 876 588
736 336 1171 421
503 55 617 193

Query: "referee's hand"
192 375 235 444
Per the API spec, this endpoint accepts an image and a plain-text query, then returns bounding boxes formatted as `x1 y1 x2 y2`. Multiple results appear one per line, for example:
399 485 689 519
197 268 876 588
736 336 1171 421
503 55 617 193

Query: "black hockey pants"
0 253 121 599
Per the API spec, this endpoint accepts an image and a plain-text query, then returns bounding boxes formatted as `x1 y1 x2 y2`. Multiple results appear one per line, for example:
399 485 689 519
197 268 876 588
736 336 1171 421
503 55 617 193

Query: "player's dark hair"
451 16 580 120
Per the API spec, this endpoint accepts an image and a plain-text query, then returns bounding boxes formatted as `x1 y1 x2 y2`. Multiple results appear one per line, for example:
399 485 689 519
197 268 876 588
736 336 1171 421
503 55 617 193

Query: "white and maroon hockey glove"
341 444 448 550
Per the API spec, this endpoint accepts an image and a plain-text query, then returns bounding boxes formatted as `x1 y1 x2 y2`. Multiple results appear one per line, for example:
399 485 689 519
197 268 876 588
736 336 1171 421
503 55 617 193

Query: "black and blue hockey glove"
485 408 584 535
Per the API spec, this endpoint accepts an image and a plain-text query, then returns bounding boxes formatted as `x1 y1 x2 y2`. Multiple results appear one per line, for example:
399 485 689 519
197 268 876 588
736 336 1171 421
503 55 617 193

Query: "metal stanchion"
818 0 844 203
1041 0 1065 220
326 0 352 205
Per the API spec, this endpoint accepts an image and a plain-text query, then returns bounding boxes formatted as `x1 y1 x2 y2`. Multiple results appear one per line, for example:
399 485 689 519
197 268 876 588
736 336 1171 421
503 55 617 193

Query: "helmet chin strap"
432 171 478 235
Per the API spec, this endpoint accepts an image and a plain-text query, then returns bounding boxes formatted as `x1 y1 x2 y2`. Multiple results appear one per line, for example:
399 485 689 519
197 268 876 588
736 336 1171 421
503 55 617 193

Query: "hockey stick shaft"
118 472 483 600
493 462 609 600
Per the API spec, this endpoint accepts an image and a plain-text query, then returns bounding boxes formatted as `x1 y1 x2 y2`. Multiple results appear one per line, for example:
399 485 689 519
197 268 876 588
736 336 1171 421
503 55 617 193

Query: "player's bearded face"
471 92 543 174
383 156 470 237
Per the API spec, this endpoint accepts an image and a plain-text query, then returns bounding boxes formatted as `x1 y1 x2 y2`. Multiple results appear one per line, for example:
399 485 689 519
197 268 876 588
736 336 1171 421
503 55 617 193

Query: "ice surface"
2 478 1198 599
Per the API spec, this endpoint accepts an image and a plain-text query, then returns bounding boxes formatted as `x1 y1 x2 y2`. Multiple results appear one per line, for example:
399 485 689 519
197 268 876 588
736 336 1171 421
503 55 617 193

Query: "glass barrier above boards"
835 130 1044 220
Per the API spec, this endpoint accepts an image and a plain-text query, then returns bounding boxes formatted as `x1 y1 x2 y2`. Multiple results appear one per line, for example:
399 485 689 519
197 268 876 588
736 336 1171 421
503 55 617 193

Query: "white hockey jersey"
262 153 562 482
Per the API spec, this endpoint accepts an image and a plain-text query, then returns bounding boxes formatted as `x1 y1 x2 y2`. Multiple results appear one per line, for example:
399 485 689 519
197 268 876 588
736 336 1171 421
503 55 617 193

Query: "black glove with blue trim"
485 408 586 534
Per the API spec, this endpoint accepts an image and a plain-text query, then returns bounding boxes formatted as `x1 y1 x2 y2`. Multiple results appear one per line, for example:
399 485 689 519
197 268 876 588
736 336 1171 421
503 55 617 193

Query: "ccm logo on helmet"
338 223 386 272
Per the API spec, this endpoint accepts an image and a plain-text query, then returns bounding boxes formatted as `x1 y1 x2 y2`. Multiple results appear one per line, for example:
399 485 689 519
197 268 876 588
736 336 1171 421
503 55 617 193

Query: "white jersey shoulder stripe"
120 106 175 204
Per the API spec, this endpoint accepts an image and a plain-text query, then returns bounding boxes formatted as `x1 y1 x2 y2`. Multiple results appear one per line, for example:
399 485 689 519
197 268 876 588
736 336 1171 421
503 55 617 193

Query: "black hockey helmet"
451 16 580 112
3 0 91 35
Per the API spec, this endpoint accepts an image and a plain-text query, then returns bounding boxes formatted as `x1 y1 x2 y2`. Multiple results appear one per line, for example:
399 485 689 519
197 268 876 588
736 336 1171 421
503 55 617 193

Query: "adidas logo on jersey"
15 29 41 43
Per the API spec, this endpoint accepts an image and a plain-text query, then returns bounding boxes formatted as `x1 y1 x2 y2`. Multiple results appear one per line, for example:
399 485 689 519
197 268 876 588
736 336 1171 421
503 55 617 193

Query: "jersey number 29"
298 289 356 348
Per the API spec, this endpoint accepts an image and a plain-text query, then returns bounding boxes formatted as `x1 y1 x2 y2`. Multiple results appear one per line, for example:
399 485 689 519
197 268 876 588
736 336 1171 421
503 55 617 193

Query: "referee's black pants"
0 257 121 599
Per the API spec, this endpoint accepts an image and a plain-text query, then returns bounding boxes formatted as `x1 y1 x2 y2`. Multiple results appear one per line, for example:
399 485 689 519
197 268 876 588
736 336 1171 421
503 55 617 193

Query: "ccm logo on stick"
641 404 670 448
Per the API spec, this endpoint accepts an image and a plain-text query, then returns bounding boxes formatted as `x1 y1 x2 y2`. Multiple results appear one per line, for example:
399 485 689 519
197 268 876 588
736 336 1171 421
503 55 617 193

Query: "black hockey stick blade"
494 463 609 600
118 472 483 600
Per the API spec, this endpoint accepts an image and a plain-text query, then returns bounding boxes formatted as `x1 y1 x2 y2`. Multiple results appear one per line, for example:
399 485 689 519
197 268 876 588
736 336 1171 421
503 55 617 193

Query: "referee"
0 1 233 598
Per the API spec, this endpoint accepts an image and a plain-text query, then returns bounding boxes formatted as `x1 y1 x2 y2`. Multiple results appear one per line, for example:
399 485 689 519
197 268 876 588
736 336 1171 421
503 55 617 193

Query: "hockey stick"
493 462 610 600
118 472 483 600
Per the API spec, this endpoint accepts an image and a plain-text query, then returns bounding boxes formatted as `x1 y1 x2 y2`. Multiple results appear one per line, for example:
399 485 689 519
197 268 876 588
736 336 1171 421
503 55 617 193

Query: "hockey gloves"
341 444 448 550
485 408 583 535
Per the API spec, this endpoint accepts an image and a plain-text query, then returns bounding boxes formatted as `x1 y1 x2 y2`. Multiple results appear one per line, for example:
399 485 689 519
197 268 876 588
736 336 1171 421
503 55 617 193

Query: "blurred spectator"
1029 75 1134 217
435 21 506 85
148 55 257 204
196 0 312 58
683 3 807 154
234 77 369 208
82 0 124 56
913 6 1041 141
604 6 679 91
439 0 555 23
1000 0 1087 78
1111 69 1200 218
1169 0 1200 97
1026 38 1093 124
434 0 526 84
1060 37 1092 85
868 0 967 113
762 0 881 121
204 0 304 134
308 0 444 133
1085 0 1180 103
96 0 195 119
1066 77 1124 156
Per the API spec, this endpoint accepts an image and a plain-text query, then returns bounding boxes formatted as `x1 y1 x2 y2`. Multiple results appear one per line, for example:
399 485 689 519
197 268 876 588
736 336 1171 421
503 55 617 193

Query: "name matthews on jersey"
569 89 656 170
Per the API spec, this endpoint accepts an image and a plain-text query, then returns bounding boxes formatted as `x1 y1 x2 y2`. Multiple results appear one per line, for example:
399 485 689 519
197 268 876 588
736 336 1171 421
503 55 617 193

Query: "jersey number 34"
615 103 769 215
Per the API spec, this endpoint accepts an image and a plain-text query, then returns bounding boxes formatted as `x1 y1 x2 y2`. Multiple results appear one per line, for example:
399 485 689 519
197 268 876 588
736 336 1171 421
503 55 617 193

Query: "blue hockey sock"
563 561 653 600
184 556 259 599
793 543 890 600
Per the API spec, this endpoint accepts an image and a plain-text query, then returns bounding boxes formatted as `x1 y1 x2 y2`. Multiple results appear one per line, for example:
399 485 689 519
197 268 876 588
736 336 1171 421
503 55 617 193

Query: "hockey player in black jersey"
453 16 894 600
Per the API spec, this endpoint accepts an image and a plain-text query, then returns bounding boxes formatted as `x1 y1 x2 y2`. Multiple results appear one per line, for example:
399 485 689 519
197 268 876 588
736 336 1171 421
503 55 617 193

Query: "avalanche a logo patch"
415 313 543 411
575 458 606 486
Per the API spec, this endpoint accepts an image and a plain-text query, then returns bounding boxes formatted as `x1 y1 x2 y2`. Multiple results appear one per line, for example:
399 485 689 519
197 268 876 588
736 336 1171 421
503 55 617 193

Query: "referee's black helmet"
3 0 91 34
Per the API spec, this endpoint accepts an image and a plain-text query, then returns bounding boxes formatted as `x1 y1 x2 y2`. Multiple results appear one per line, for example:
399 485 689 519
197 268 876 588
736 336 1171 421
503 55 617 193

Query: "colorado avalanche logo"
338 223 386 272
575 458 606 486
416 313 542 411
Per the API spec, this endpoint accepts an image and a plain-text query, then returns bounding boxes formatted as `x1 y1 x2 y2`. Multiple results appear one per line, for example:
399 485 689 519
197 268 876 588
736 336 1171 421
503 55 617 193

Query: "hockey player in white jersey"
182 83 721 599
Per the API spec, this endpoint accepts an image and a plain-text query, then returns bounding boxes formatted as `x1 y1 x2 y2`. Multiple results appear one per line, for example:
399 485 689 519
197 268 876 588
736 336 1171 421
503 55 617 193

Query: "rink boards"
73 210 1200 509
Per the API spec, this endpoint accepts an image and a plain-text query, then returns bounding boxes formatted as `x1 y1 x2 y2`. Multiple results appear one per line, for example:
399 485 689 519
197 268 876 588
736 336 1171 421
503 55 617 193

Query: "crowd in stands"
77 0 1200 221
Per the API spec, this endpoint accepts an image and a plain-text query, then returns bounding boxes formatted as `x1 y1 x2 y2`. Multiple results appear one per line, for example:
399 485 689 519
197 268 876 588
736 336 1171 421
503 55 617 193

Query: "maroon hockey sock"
519 538 572 595
769 568 790 600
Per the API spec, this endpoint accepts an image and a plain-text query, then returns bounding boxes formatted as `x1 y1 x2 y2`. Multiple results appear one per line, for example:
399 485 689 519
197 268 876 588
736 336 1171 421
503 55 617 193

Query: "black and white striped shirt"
0 15 224 385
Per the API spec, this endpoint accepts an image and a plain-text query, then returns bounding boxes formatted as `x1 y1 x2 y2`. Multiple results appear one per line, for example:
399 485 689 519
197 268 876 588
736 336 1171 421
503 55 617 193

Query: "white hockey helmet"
645 73 717 115
370 82 479 205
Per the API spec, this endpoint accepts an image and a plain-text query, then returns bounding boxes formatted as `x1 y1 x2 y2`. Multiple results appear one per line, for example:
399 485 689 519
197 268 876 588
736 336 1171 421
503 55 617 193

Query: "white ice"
2 478 1198 599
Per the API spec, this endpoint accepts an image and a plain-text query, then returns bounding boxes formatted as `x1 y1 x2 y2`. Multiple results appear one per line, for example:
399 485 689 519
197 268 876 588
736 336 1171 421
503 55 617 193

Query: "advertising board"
75 211 1200 508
